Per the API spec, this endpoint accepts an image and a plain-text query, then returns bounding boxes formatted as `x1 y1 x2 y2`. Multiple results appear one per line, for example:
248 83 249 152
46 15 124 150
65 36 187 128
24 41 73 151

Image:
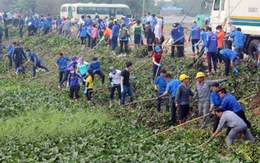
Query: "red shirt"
152 51 163 66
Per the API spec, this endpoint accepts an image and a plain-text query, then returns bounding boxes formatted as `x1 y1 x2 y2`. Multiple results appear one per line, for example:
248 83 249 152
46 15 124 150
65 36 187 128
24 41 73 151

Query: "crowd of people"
0 10 259 150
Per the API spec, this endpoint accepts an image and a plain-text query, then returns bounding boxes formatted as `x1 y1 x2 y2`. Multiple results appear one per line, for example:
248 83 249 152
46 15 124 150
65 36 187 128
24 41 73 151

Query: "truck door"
211 0 226 30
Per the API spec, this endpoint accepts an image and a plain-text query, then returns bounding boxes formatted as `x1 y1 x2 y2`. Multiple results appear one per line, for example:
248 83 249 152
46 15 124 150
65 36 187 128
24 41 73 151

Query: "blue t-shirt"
206 32 218 52
220 93 243 113
219 49 237 61
28 52 41 63
229 31 245 47
68 72 84 87
89 61 101 71
166 79 181 98
17 67 25 73
112 24 120 36
200 31 208 46
79 26 87 37
154 76 167 94
210 91 222 109
56 56 70 72
190 24 200 40
7 45 14 56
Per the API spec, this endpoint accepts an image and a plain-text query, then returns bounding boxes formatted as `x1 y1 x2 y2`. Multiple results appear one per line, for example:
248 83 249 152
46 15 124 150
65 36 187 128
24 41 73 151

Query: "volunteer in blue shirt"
85 15 93 27
154 69 169 112
89 56 105 84
55 52 70 83
219 49 239 76
78 22 87 45
229 27 245 58
59 56 78 89
7 42 16 69
195 28 208 56
189 20 201 55
159 74 181 125
111 19 120 53
206 27 218 73
171 23 184 58
210 82 222 133
218 88 251 129
24 49 49 77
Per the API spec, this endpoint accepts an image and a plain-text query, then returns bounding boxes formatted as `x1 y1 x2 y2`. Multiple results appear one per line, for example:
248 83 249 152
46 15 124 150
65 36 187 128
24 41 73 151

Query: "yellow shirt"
86 76 93 89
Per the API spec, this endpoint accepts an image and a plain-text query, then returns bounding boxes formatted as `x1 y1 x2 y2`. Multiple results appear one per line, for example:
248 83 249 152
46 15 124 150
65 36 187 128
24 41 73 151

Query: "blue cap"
155 46 161 52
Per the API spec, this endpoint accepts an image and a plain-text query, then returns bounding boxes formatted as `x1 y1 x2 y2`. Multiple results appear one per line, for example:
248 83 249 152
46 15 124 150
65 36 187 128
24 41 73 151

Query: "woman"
77 57 89 78
132 20 142 48
84 69 94 101
78 22 87 45
152 46 163 81
175 74 194 125
67 67 85 102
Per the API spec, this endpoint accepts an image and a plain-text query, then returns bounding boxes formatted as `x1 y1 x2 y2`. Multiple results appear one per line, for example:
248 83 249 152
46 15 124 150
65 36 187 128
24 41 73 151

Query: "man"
151 14 157 31
89 56 105 84
13 43 27 69
226 20 236 49
121 62 134 105
145 21 155 56
229 27 245 59
109 66 121 105
7 42 16 69
159 74 181 125
210 109 255 149
154 69 169 112
195 28 208 56
55 52 71 83
219 49 239 76
46 14 52 32
210 82 222 133
24 49 49 77
216 25 224 64
189 21 200 55
194 72 226 128
218 88 251 129
154 19 162 45
206 27 218 73
111 19 120 54
55 16 63 35
171 23 184 58
61 17 71 37
18 15 24 38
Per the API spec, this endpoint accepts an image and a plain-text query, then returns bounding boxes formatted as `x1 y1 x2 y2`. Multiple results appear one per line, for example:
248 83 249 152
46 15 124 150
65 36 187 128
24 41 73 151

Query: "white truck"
210 0 260 58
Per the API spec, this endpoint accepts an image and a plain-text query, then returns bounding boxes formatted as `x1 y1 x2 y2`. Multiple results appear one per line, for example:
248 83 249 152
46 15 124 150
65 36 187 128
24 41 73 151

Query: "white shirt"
109 70 121 85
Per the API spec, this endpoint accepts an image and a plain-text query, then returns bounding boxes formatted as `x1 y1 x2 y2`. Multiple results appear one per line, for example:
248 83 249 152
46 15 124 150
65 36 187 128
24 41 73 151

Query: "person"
55 16 63 35
59 56 78 88
55 52 71 83
159 74 181 125
152 46 163 80
89 56 105 84
27 22 36 36
91 24 98 48
111 19 120 54
77 57 89 79
171 23 184 58
132 20 142 48
61 17 71 37
226 20 236 49
67 67 85 102
99 26 112 46
46 14 52 32
216 25 224 65
210 109 255 149
219 49 240 76
78 22 87 45
15 65 26 76
229 27 246 59
145 21 155 56
218 88 251 129
154 19 162 45
118 24 130 57
209 82 222 133
142 13 147 30
151 14 157 31
121 62 134 105
189 21 200 55
0 40 5 60
0 25 3 42
24 49 49 77
18 15 24 38
206 27 218 73
109 66 121 105
84 69 94 101
13 43 27 69
7 42 16 69
175 74 194 125
194 72 227 128
154 69 169 112
195 28 208 56
85 15 93 27
33 16 40 34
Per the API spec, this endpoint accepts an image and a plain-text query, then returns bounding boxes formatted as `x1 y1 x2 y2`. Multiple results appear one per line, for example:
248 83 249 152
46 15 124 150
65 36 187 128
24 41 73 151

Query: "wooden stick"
238 94 257 103
198 139 211 147
146 113 210 139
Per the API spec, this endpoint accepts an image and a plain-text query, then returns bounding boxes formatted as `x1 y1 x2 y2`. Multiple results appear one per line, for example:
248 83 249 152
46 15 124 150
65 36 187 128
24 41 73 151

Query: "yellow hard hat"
179 74 189 81
196 72 205 78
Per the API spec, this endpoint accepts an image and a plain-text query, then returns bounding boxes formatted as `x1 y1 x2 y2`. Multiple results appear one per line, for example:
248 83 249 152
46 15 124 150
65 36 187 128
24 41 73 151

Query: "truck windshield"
213 0 220 10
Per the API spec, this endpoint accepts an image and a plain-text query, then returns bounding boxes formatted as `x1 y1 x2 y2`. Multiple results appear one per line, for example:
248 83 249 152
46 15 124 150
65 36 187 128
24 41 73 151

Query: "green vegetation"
0 33 259 162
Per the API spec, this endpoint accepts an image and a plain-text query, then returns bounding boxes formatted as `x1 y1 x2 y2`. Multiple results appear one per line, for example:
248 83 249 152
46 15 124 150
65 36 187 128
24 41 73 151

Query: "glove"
121 85 124 93
194 43 199 47
83 79 86 83
258 60 260 66
110 82 114 87
99 39 102 44
157 64 162 67
66 82 69 88
130 76 138 79
163 45 168 51
188 27 193 31
209 136 215 142
84 87 88 94
233 67 238 73
170 38 174 45
110 35 112 39
204 47 208 54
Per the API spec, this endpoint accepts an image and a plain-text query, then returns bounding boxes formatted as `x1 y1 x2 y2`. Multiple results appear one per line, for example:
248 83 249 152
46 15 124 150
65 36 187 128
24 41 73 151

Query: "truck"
210 0 260 59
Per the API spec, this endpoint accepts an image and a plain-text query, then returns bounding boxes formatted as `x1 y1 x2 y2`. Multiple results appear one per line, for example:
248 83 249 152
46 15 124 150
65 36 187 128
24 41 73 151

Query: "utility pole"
142 0 145 16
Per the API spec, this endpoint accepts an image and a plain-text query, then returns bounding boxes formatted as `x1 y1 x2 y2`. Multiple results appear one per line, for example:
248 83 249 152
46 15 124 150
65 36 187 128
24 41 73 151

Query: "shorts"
179 104 189 120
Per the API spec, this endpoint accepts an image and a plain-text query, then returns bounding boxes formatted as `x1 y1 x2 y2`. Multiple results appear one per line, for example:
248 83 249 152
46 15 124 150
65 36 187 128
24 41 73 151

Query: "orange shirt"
103 28 112 37
217 30 225 48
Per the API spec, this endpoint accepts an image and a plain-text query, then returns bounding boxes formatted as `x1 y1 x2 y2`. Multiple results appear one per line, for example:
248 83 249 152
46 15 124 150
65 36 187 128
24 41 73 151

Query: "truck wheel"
248 39 260 59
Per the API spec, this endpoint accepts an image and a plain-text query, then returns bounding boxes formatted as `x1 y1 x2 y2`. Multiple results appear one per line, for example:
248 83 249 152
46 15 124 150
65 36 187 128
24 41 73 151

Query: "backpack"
119 29 127 39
